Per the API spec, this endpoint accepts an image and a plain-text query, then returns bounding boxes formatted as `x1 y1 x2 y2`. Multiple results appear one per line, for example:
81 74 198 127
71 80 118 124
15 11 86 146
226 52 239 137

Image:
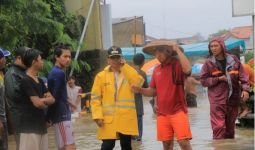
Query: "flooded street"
8 91 254 150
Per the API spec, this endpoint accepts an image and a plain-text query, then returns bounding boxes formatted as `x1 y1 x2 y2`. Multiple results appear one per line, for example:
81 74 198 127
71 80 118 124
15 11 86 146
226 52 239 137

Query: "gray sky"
107 0 252 39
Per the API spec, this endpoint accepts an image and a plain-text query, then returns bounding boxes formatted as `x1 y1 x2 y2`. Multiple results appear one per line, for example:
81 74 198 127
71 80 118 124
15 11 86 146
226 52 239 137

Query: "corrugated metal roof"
222 26 252 39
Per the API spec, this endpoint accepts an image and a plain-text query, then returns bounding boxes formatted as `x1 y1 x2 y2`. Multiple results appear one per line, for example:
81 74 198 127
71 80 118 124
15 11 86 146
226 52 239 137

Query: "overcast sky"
106 0 252 39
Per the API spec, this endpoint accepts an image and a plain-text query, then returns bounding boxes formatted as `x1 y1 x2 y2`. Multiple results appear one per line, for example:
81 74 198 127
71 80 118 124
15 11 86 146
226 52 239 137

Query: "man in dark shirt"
5 47 28 148
47 44 75 150
133 53 148 141
0 47 11 150
19 49 55 150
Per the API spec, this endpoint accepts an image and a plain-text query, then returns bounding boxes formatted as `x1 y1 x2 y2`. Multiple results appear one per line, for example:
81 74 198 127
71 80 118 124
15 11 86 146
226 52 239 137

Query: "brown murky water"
8 90 254 150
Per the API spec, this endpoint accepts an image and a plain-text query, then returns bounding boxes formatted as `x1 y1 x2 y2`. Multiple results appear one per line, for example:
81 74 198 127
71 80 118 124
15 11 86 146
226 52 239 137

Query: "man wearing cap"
90 46 144 150
0 47 11 150
132 40 193 150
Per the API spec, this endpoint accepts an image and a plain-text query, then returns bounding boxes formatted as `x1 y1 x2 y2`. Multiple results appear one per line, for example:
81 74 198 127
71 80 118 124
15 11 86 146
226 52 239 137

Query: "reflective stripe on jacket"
200 54 250 106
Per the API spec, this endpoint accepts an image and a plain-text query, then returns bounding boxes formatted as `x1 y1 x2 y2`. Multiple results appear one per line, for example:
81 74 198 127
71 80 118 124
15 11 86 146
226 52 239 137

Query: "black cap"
107 46 122 57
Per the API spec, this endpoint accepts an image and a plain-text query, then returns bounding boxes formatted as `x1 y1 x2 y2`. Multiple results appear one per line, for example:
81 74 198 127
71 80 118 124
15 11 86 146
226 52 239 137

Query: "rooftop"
222 26 252 39
112 16 143 24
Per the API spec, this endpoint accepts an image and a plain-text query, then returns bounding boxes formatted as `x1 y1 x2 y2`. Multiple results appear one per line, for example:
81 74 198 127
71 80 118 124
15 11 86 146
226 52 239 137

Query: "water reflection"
8 94 254 150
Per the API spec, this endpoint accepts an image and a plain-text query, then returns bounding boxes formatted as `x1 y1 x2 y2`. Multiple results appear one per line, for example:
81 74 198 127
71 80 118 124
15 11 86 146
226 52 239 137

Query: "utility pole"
253 15 254 53
69 0 95 76
134 16 137 54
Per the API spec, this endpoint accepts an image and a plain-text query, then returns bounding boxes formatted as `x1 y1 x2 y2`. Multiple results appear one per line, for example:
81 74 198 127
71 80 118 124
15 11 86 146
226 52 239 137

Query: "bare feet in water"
239 108 252 118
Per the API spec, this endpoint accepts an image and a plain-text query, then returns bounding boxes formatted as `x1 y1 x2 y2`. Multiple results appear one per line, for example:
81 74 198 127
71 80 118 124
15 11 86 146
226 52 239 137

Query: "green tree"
0 0 84 55
0 0 94 92
1 0 60 49
244 51 254 65
0 0 87 72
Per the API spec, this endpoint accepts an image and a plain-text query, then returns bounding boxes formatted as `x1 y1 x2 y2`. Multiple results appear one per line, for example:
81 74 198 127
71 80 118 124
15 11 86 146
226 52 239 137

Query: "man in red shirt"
132 40 192 150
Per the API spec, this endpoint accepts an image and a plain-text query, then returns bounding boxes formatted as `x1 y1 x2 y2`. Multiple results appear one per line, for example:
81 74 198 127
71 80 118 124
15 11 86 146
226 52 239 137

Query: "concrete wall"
112 17 145 47
65 0 103 50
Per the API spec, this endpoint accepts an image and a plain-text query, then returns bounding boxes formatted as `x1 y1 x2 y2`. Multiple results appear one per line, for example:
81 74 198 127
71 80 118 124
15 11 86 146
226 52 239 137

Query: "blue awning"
122 47 152 60
121 39 246 60
181 39 246 57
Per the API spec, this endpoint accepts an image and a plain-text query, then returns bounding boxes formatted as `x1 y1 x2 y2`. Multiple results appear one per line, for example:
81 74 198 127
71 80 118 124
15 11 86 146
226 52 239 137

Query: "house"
112 16 145 47
221 26 253 50
170 33 204 45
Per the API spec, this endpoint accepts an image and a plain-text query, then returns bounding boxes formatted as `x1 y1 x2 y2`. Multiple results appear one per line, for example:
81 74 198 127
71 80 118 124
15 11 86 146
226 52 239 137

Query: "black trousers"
101 133 132 150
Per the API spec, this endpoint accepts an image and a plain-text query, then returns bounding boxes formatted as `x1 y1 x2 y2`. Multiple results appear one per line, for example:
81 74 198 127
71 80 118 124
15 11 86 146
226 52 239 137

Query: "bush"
244 51 254 63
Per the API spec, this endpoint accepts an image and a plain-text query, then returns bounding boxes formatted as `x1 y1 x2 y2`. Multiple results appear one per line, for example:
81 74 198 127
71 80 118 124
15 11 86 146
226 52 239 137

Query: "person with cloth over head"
200 37 249 139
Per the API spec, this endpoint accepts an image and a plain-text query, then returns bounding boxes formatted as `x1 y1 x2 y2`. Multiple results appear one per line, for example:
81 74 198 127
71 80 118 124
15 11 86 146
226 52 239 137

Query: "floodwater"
8 90 254 150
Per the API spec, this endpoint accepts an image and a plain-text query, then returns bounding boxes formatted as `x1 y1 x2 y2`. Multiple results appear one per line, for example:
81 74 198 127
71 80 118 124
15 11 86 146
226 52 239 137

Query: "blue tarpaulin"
181 39 245 56
122 39 246 60
122 47 152 60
